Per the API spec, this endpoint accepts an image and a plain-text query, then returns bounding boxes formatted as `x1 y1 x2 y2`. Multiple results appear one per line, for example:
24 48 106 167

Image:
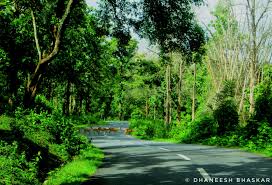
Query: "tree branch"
31 10 42 62
256 0 271 27
40 0 74 65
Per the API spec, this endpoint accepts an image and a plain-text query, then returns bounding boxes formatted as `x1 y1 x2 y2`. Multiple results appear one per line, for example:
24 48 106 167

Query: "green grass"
132 133 272 158
151 138 180 143
240 146 272 158
44 146 104 185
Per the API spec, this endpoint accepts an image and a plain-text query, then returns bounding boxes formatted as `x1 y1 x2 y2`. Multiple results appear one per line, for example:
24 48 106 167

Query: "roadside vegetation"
128 1 272 157
1 0 272 184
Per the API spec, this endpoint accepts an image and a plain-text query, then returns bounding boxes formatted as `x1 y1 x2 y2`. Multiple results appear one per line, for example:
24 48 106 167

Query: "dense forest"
0 0 272 184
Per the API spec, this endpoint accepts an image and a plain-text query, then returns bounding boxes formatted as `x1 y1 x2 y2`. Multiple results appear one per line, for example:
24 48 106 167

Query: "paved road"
82 121 272 185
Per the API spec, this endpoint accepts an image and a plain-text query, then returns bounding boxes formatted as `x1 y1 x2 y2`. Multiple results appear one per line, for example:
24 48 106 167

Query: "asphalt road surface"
82 121 272 185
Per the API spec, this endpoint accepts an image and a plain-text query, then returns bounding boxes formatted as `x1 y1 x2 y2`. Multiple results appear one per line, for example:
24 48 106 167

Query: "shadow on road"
77 125 272 185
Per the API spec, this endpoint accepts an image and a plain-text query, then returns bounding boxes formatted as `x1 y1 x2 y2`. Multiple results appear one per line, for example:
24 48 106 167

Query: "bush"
0 141 40 185
213 80 239 134
13 108 89 158
130 119 154 139
180 115 217 143
129 119 167 139
34 95 54 114
0 115 13 130
254 79 272 126
153 120 167 138
213 99 239 134
169 123 189 141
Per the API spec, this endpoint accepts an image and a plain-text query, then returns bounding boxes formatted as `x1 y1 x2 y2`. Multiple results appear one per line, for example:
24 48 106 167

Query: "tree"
245 0 272 114
205 0 272 121
98 0 205 123
24 0 75 107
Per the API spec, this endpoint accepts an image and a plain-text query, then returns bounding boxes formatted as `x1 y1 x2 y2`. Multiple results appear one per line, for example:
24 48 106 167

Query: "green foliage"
1 110 93 183
187 115 217 142
72 114 101 126
0 115 12 130
129 119 167 139
34 95 55 114
45 146 104 185
0 141 40 185
254 69 272 125
168 114 217 143
213 81 239 134
210 0 239 39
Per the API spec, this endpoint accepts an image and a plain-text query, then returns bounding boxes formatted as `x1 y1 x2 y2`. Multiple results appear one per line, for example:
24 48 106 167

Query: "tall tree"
21 0 76 106
245 0 272 114
98 0 205 123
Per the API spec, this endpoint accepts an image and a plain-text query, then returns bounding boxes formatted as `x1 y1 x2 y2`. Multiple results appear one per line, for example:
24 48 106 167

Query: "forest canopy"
0 0 272 184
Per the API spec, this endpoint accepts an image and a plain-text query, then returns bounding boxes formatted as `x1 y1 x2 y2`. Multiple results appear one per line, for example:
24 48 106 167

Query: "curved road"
82 121 272 185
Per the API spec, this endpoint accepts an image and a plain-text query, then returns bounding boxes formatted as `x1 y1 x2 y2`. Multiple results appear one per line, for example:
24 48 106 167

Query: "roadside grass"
131 134 180 144
241 146 272 158
152 138 180 143
44 146 104 185
130 133 272 158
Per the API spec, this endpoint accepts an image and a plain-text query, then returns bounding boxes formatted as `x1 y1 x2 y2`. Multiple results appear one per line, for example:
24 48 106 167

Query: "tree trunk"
86 95 91 113
24 72 43 108
192 62 196 121
145 99 149 118
78 94 83 115
63 80 71 116
24 0 74 108
165 64 171 125
46 80 53 101
177 62 183 123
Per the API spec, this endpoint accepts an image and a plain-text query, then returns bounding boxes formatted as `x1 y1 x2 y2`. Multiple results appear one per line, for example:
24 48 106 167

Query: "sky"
86 0 97 7
85 0 218 55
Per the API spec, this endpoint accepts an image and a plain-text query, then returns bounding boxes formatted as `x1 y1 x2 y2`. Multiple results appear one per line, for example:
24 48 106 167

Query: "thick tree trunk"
24 72 43 108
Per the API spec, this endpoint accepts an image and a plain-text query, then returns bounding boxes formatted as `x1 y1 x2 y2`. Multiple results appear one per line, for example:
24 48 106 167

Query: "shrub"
130 119 154 139
213 99 239 134
0 115 13 130
181 114 217 143
153 120 167 138
130 119 170 139
13 109 89 158
0 141 40 185
34 95 54 114
213 80 239 134
254 80 272 126
169 123 190 141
